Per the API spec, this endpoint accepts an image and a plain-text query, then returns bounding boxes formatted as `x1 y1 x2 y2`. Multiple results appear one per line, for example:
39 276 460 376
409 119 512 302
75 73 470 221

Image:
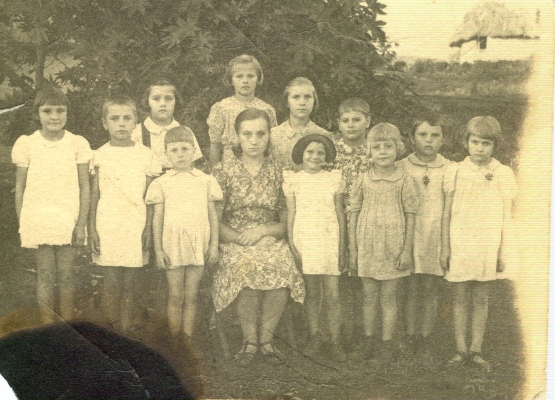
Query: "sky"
380 0 548 61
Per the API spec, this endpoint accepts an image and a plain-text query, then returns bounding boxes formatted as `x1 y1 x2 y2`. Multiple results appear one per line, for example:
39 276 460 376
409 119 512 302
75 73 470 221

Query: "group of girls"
12 53 516 372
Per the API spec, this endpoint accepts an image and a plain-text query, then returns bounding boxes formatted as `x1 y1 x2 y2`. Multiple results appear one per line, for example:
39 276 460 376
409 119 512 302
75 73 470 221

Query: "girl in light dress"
349 123 419 363
445 117 517 372
271 77 330 171
88 95 155 333
284 134 347 362
207 54 277 167
399 117 457 358
146 127 222 342
130 78 204 175
12 86 91 323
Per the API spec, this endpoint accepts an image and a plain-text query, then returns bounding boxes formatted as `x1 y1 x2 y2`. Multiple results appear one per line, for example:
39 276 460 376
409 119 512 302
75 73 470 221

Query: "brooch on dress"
423 166 430 186
485 173 494 181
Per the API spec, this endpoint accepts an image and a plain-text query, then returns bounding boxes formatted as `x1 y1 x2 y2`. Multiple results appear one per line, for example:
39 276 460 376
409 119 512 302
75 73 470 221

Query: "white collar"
164 168 203 177
407 152 446 168
143 117 180 135
284 120 317 139
369 167 404 182
462 156 501 172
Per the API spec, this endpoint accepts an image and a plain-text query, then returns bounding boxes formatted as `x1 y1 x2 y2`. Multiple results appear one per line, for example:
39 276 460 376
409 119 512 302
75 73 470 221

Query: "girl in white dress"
146 127 222 341
284 134 347 361
88 95 155 333
12 86 91 323
398 117 456 358
445 117 517 372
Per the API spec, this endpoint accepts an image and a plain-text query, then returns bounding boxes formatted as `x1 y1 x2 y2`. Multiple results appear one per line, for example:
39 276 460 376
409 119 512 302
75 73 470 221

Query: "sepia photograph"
0 0 553 398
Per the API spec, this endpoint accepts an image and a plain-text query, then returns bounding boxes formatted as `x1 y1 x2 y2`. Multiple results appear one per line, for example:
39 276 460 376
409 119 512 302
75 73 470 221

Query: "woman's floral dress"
211 155 305 312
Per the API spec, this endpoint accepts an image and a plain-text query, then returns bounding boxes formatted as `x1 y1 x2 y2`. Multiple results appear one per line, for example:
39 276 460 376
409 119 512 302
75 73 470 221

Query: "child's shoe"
303 331 324 358
446 351 468 368
469 352 491 373
377 340 397 364
416 335 432 360
363 335 378 361
328 340 347 362
403 334 418 357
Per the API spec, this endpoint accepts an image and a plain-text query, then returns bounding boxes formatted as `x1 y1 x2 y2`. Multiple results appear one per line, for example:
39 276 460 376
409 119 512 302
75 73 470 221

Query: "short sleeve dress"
211 156 305 313
271 120 331 171
207 96 277 161
350 167 419 280
446 157 517 282
398 153 457 276
145 169 223 269
283 170 343 275
90 143 154 267
332 138 371 212
12 131 92 249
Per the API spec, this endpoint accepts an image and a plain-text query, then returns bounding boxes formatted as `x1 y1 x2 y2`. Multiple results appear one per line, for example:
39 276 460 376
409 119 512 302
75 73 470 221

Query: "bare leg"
55 245 76 321
259 288 288 344
469 281 490 353
380 279 399 341
182 265 204 337
303 275 323 336
35 245 57 324
420 274 439 338
120 268 137 333
361 278 380 337
236 288 260 344
103 268 122 328
323 276 341 341
405 274 420 336
166 267 186 337
452 282 470 353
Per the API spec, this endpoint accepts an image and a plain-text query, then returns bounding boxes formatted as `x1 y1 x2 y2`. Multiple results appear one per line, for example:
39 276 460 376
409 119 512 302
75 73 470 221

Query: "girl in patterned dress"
399 117 457 358
284 134 347 361
445 117 517 372
207 55 277 166
146 127 222 342
349 123 419 363
212 109 304 367
12 86 91 323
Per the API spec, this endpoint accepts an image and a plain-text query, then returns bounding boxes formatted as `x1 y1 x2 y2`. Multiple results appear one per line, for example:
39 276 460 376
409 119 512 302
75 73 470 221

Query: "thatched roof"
450 2 539 47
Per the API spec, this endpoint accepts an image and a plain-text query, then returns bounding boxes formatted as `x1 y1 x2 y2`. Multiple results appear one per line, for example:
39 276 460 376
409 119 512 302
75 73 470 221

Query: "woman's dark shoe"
363 335 378 360
303 331 324 358
328 340 347 362
234 342 257 367
260 342 285 365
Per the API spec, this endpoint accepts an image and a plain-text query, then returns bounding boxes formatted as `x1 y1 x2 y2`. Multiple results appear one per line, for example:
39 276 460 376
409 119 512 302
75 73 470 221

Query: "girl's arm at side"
152 202 170 269
206 201 220 266
440 194 454 271
209 142 222 168
88 168 100 255
142 176 155 250
14 167 28 222
334 193 347 274
285 195 302 270
74 163 90 246
348 211 360 276
398 213 416 271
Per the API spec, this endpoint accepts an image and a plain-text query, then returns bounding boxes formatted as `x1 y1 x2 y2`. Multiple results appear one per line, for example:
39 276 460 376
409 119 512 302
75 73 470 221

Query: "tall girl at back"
131 78 204 175
445 116 516 372
271 77 330 171
349 123 419 362
284 134 346 361
399 117 456 358
146 127 222 342
88 95 155 333
12 86 91 323
207 54 277 166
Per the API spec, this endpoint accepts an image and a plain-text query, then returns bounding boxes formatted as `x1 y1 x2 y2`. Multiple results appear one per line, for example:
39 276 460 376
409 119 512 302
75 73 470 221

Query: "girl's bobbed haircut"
102 94 138 120
224 54 264 86
164 126 196 150
232 108 272 157
338 97 371 118
409 115 445 138
283 77 319 110
33 85 69 112
464 116 502 150
291 134 336 165
367 122 405 156
141 78 184 112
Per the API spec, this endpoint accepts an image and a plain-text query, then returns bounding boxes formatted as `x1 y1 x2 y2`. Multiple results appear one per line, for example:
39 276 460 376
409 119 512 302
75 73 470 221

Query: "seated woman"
212 108 305 367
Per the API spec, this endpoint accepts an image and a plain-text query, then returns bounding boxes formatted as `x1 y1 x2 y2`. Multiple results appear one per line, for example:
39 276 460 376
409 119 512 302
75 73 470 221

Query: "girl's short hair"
409 115 445 138
291 134 336 165
224 55 264 86
338 98 371 118
283 77 319 110
141 79 184 112
33 85 69 112
232 108 271 157
164 126 197 150
367 122 405 156
464 116 502 149
102 94 138 120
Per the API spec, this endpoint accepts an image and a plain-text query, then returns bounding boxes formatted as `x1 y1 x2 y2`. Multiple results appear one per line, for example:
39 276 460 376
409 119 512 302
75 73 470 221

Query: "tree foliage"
1 0 423 149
